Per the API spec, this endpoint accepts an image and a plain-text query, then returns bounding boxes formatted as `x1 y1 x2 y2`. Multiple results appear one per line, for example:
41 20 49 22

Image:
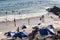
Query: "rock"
46 6 60 16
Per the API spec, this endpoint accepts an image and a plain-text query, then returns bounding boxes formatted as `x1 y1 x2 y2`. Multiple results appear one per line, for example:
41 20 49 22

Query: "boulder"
46 6 60 16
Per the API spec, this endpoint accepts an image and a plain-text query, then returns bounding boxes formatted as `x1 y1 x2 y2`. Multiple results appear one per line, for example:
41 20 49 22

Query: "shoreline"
0 12 59 30
0 10 48 22
0 13 60 40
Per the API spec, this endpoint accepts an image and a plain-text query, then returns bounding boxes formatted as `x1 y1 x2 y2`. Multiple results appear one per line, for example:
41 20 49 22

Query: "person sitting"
21 25 27 29
29 28 39 40
16 27 19 32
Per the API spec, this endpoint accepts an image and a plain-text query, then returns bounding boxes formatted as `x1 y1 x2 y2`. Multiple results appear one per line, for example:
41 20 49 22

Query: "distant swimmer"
19 12 20 15
1 9 3 10
40 15 44 22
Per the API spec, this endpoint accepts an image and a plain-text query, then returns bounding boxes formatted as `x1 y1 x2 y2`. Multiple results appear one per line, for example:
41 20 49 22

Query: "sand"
0 14 60 40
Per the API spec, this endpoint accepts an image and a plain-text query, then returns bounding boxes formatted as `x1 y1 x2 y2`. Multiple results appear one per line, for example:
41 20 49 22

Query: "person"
16 27 19 32
41 15 45 22
29 28 39 40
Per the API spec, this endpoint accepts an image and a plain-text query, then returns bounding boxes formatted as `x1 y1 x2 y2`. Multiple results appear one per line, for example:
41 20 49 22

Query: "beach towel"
13 32 23 39
4 31 11 37
23 32 29 36
39 29 48 36
13 32 29 39
11 32 17 37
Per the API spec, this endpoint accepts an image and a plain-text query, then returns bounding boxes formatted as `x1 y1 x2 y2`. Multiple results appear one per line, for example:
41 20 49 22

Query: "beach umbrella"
14 18 16 27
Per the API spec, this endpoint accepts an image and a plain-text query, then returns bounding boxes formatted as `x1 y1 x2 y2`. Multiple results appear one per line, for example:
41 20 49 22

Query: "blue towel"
4 32 11 37
39 29 48 36
13 32 23 39
13 32 29 39
21 25 27 29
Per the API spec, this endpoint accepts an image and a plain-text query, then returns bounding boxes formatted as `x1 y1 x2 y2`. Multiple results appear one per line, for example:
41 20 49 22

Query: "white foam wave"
44 7 50 9
0 10 48 22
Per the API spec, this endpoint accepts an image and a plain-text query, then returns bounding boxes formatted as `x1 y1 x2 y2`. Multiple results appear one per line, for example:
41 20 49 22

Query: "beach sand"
0 14 60 40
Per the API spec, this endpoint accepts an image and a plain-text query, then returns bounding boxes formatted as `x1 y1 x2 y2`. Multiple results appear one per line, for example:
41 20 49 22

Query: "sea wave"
0 0 60 15
0 10 48 22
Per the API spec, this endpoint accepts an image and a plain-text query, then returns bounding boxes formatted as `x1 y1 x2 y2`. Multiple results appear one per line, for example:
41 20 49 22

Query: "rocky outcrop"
46 6 60 16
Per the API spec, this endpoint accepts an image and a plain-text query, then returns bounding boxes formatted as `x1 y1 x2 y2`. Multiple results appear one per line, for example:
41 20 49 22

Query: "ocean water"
0 0 60 16
0 0 60 29
0 0 60 22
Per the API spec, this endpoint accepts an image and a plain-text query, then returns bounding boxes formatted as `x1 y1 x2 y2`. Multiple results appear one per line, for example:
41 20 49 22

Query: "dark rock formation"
46 6 60 16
